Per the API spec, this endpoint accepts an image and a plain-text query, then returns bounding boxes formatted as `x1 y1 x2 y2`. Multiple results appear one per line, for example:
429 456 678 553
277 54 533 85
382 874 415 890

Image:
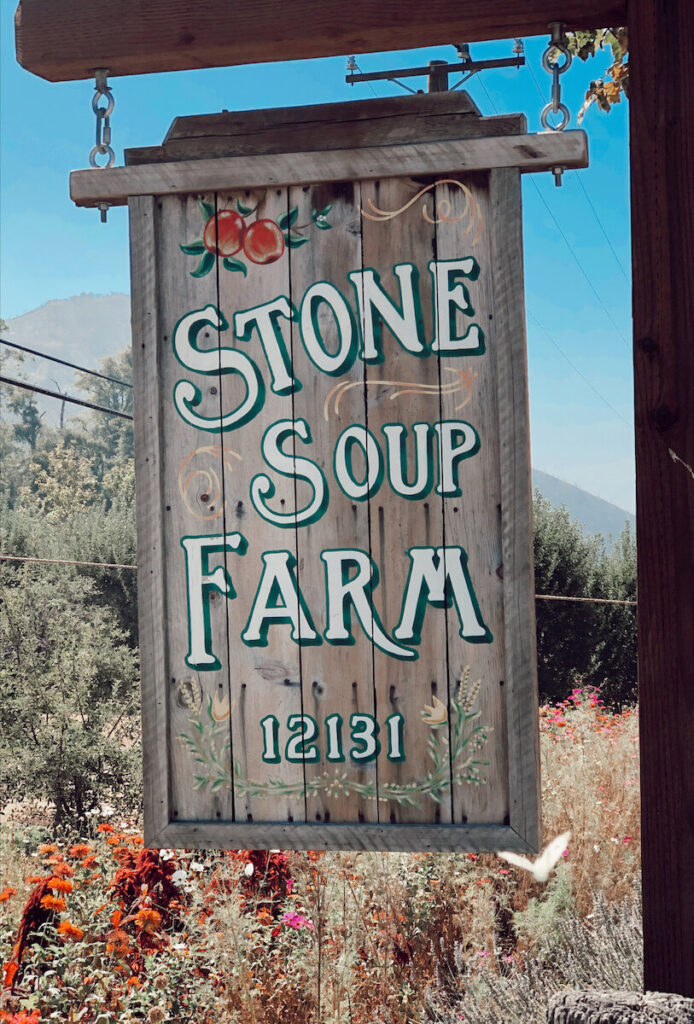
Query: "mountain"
532 468 635 543
3 294 636 541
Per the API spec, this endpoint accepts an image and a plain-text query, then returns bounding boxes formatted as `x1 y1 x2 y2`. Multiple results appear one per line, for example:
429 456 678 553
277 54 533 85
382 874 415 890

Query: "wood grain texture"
157 194 234 825
488 168 540 850
129 195 170 846
434 176 509 828
15 0 625 82
215 187 306 825
124 94 525 165
630 0 694 996
151 820 537 853
71 132 589 208
287 180 379 825
359 176 448 825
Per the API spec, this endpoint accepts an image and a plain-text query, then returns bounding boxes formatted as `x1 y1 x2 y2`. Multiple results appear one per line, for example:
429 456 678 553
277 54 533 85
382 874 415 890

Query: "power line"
0 555 137 570
0 337 132 388
0 553 636 605
476 72 630 349
526 311 633 429
524 60 631 285
0 375 133 420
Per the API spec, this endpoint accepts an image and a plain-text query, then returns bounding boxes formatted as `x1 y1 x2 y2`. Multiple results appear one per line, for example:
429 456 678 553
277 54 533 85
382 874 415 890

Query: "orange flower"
106 837 121 846
134 908 162 934
38 844 59 855
57 920 84 941
81 855 98 868
40 894 67 913
69 844 91 858
98 823 116 833
48 877 74 894
26 876 45 885
0 887 16 902
130 836 144 845
51 863 75 878
256 908 273 926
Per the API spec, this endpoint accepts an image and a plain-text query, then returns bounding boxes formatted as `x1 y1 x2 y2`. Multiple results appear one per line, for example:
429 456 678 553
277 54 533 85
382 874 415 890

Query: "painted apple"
243 219 286 265
203 209 246 257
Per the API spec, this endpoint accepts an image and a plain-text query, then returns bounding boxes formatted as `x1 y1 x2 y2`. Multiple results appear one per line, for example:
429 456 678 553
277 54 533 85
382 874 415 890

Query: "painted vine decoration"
180 668 491 807
180 197 333 278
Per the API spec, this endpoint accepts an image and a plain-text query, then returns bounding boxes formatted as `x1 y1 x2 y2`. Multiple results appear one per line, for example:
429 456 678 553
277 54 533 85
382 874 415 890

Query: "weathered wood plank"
125 95 525 165
71 131 589 208
358 176 450 825
129 195 170 846
488 168 540 849
155 193 234 824
15 0 626 82
630 0 694 997
434 175 509 828
213 187 306 824
287 179 379 825
154 820 536 853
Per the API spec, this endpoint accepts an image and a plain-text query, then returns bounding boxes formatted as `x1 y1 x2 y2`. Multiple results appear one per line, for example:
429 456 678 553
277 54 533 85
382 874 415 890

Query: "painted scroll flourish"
324 368 476 421
177 445 242 520
360 179 482 244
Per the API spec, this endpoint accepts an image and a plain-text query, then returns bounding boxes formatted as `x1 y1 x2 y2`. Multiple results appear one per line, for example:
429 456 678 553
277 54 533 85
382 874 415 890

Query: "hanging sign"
72 94 587 851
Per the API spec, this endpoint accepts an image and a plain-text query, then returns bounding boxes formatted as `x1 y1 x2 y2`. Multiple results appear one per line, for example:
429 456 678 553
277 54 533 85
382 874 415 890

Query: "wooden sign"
78 95 588 851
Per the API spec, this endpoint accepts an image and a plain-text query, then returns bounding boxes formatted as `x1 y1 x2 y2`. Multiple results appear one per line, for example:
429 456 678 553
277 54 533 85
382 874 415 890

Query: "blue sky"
0 1 633 511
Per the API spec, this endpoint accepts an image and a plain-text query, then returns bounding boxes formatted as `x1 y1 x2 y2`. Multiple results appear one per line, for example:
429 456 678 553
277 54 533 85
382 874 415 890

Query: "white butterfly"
497 831 571 883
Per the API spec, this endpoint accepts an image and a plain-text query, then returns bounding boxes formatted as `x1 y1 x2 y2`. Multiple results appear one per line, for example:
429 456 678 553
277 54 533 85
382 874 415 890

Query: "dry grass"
0 690 641 1023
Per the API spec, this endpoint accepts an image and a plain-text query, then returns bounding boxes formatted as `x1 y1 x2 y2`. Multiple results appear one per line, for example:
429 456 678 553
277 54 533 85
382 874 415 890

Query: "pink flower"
622 836 632 844
281 911 314 931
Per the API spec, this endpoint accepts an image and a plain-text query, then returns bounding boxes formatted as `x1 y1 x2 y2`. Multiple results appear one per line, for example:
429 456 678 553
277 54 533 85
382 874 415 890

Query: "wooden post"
630 0 694 998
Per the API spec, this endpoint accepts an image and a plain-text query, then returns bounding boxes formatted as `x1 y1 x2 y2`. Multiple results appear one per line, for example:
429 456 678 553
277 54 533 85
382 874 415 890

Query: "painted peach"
203 210 246 257
243 219 285 265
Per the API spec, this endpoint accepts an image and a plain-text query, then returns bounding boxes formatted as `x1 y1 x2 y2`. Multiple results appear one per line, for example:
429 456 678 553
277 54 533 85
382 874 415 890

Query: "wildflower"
98 823 116 834
281 911 314 931
69 844 91 858
148 1008 167 1024
622 836 633 844
25 876 44 885
40 894 67 913
48 877 74 894
57 920 84 941
256 908 274 926
81 855 98 868
51 863 75 878
0 887 16 902
134 908 162 933
244 863 254 878
153 973 169 990
38 844 59 855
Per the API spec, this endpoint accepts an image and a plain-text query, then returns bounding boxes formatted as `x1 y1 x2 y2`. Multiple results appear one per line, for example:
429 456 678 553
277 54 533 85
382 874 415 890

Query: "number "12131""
260 713 406 764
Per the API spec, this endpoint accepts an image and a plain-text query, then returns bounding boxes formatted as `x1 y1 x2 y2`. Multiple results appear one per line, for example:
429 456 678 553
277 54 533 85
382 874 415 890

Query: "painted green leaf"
198 198 215 221
314 220 332 231
223 256 248 276
278 206 299 231
237 198 254 216
287 233 309 249
180 240 206 255
190 250 216 277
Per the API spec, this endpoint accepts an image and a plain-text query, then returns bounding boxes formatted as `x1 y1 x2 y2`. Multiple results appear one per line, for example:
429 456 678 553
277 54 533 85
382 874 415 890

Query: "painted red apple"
243 219 286 265
203 209 246 257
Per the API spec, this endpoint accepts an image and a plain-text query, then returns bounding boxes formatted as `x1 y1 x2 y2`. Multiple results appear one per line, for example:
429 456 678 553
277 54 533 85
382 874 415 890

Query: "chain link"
89 69 115 169
540 22 572 132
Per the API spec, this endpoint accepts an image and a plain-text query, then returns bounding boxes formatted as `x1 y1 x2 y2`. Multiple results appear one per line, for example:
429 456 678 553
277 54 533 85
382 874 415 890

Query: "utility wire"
0 375 133 421
0 337 132 388
0 554 636 605
475 74 630 349
526 311 632 429
524 61 631 285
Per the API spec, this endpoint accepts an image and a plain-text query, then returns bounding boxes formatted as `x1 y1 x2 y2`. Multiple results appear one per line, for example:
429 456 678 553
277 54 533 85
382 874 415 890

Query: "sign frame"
121 98 586 852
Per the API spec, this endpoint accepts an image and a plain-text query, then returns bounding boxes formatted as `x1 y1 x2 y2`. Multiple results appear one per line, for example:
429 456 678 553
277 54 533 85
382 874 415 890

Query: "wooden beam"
71 130 588 208
15 0 626 82
630 0 694 998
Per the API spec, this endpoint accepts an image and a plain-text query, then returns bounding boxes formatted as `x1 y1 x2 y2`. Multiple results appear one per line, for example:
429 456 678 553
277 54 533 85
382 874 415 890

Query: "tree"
565 27 629 122
74 347 133 465
0 567 141 829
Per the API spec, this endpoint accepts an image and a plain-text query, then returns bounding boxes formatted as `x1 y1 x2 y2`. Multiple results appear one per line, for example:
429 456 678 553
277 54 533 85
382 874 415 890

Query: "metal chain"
540 22 572 132
540 22 572 186
89 69 115 169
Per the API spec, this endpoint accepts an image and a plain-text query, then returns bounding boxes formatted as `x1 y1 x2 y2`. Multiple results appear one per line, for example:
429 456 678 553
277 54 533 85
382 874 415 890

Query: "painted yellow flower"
421 696 448 727
211 693 231 721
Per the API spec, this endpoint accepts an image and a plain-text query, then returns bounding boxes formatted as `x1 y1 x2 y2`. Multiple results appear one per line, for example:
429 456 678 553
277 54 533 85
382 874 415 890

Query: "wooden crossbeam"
14 0 626 82
70 130 588 208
